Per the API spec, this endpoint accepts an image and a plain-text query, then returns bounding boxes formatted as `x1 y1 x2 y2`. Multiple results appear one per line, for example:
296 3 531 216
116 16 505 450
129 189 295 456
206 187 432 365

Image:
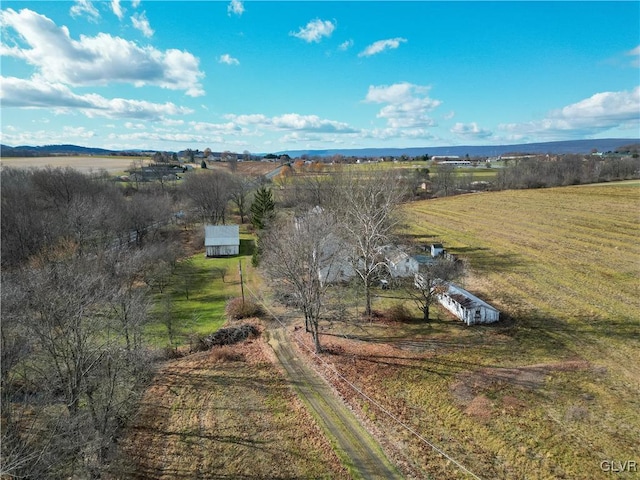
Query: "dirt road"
267 327 403 480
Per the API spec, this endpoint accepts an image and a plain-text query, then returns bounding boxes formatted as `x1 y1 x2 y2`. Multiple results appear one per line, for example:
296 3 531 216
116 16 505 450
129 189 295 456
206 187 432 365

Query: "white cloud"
225 112 359 134
364 82 441 128
451 122 493 139
124 122 146 129
500 87 640 139
290 19 336 43
1 126 96 146
338 39 353 51
131 11 153 38
227 0 244 16
0 76 193 120
131 0 141 8
358 37 406 57
219 53 240 65
444 111 455 120
111 0 124 19
0 8 204 96
69 0 99 21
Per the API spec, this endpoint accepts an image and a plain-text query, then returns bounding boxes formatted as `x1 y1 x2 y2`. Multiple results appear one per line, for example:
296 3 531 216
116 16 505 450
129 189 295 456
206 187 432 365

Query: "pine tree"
250 186 275 230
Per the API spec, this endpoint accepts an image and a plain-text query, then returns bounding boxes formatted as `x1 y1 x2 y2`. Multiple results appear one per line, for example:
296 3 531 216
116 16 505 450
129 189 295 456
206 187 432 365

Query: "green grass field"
313 182 639 479
145 234 259 347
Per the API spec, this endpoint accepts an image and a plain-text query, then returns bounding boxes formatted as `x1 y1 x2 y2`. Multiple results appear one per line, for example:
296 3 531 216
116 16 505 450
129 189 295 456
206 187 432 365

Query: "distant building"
204 225 240 257
438 283 500 325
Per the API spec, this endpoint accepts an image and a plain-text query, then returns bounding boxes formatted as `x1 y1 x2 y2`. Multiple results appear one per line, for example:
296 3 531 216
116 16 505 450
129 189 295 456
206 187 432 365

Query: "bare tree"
229 174 255 223
408 256 464 322
331 169 408 317
181 170 233 224
261 208 343 352
432 163 456 196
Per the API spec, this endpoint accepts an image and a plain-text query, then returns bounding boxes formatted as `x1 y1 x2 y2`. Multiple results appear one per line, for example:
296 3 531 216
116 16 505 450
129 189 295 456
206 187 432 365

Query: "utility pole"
239 259 245 306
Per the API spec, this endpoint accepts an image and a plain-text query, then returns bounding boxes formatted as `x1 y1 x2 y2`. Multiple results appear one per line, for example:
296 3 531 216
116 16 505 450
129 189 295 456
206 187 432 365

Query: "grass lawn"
146 234 259 347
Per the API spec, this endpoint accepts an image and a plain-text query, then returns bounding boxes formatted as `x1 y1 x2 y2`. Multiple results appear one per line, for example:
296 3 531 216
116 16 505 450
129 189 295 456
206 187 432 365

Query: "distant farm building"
204 225 240 257
438 283 500 325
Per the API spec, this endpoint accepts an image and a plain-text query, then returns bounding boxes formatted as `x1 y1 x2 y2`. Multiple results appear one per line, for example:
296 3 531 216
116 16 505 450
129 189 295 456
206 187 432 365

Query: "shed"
437 283 499 325
204 225 240 257
430 243 445 257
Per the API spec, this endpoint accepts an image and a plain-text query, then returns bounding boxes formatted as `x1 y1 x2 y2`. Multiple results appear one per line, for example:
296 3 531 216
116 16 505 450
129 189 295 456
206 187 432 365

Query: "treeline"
495 155 639 190
0 165 263 478
429 155 640 197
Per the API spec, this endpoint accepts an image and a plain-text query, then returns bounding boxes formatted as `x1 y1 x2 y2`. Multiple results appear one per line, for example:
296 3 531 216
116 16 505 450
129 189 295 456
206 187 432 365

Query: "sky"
1 1 639 153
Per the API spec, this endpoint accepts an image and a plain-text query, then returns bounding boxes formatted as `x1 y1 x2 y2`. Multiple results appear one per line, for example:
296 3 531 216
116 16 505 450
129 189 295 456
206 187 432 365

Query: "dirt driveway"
267 326 403 480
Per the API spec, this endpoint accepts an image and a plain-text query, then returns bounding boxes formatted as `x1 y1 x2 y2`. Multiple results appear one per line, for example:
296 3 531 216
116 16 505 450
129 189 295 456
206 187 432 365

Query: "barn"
437 283 500 325
204 225 240 257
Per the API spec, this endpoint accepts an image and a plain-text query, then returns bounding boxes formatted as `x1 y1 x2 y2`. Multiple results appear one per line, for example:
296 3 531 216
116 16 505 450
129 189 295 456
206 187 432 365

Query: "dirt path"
267 326 403 480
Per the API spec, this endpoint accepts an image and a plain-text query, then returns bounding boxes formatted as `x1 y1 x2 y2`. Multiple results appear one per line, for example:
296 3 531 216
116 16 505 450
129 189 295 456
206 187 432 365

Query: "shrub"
225 297 263 320
384 303 414 322
190 324 260 354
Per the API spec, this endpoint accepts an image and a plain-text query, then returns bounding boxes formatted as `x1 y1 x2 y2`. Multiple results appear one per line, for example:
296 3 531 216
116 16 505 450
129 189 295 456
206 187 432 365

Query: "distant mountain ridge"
1 138 638 158
277 139 640 158
1 144 117 157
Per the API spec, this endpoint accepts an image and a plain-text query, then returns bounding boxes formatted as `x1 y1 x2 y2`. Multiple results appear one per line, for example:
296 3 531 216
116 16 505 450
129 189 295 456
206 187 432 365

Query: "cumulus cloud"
0 76 193 120
219 53 239 65
358 37 406 57
131 11 153 37
225 112 358 134
500 87 640 139
69 0 99 21
451 122 493 139
0 8 204 96
1 126 97 146
290 19 336 43
364 82 441 128
228 0 244 16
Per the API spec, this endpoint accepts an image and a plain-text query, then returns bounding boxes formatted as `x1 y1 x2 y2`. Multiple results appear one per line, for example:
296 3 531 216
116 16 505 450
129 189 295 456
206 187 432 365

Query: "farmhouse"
385 248 419 278
204 225 240 257
438 283 500 325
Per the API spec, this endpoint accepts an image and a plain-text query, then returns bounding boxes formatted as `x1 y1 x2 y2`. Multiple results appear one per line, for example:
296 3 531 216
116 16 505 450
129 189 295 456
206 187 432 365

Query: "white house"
204 225 240 257
317 235 357 284
384 248 419 278
437 283 500 325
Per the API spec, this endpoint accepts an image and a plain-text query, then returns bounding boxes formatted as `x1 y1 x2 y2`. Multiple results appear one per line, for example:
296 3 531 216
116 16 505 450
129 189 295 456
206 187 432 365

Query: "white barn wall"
204 225 240 257
437 283 500 325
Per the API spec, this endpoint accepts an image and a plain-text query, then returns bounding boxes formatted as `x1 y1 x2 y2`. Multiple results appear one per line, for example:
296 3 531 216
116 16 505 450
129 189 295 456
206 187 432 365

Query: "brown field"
117 333 348 479
0 155 150 173
0 156 282 177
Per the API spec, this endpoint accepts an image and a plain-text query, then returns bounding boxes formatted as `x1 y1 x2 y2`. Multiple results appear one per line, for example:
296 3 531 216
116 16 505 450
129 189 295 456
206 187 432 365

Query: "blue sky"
1 1 638 153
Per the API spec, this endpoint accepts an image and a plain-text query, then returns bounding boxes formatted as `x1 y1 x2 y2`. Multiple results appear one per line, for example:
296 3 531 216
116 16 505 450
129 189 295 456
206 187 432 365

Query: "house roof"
204 225 240 247
444 283 499 312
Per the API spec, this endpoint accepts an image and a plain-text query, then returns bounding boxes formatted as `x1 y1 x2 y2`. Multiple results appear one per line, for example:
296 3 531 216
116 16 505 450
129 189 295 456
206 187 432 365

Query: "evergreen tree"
250 186 275 230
